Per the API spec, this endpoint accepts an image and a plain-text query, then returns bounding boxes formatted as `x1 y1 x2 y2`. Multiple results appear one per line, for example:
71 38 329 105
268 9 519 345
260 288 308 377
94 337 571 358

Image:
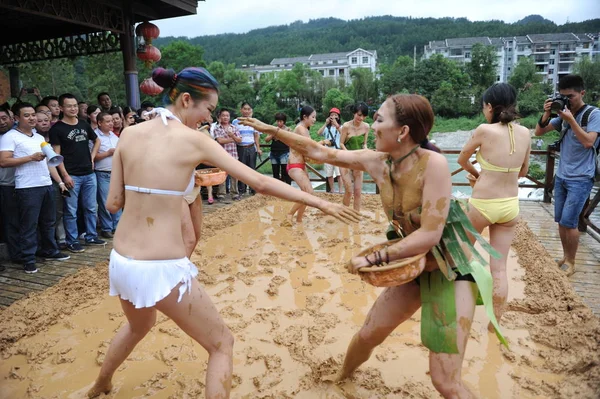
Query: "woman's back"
473 122 531 199
113 118 204 260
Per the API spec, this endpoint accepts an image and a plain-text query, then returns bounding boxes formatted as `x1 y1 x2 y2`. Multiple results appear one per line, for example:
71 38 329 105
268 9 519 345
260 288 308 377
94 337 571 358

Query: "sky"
154 0 600 38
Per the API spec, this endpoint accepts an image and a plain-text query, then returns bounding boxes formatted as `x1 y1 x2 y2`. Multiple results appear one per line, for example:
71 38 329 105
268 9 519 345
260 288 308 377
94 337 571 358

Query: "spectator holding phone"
317 107 342 192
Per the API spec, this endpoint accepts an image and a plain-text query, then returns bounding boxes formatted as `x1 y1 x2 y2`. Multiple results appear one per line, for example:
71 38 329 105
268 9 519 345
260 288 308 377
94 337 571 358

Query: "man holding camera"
317 108 342 193
535 74 600 276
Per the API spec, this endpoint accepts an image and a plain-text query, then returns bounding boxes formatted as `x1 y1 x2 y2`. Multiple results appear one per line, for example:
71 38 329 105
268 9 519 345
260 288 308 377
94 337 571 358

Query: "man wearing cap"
317 108 342 193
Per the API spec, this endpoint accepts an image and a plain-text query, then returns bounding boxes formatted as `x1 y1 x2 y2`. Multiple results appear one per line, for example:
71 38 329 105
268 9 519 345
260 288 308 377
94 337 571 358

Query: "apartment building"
424 33 599 90
241 48 377 85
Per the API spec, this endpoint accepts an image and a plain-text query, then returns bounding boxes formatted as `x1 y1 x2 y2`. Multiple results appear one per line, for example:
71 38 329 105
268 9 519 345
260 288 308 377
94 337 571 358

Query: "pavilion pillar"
121 9 139 109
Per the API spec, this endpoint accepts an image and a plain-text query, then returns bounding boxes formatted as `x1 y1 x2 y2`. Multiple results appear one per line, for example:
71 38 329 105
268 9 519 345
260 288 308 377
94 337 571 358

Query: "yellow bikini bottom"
468 196 519 224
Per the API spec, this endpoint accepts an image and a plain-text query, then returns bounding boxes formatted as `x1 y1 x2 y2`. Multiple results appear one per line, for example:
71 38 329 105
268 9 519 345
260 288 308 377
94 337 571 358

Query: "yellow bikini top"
476 123 521 173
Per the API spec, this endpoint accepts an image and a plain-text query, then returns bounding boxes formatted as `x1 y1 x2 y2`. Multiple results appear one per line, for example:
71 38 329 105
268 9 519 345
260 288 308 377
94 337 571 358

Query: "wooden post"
121 8 139 109
544 150 555 203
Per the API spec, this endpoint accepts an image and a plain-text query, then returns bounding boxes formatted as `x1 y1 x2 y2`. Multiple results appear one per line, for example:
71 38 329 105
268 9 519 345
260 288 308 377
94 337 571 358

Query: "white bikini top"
124 108 195 197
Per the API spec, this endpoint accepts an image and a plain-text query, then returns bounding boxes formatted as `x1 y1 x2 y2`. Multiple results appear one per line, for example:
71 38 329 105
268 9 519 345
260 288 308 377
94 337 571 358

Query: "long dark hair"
482 83 519 124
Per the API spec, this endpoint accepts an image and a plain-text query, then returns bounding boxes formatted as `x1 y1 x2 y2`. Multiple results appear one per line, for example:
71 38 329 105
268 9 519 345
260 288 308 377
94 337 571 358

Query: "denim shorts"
553 176 594 229
270 152 289 165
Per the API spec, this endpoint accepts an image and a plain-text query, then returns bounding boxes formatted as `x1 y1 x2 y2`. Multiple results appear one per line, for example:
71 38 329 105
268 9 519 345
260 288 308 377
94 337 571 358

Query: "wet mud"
0 194 598 398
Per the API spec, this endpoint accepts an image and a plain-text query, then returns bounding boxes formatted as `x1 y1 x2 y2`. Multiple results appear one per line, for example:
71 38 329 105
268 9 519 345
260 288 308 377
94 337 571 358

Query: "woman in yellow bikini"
458 83 531 329
340 102 370 211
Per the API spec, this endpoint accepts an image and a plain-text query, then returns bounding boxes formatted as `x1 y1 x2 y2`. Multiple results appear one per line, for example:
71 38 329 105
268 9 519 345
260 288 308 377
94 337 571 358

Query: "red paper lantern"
140 78 163 96
137 45 161 68
135 22 160 45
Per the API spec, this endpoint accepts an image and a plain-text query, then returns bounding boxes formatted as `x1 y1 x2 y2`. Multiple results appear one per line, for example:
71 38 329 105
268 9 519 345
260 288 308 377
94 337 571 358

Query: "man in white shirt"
94 112 121 238
0 103 70 274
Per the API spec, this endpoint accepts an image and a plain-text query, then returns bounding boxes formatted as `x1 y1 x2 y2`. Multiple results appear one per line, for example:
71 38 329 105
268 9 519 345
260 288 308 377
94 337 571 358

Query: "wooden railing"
255 145 599 239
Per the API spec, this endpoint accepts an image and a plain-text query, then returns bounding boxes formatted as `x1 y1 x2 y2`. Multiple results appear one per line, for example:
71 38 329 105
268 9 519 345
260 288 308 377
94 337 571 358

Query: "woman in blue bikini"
86 67 360 399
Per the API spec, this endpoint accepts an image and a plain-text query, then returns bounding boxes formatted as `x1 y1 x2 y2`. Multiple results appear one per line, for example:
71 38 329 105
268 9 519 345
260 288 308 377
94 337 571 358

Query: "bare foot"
87 379 113 398
556 257 565 267
559 261 575 277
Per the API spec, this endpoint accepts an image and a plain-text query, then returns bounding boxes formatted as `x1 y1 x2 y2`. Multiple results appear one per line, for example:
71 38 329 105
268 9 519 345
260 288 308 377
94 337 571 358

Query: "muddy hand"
320 201 362 224
346 256 368 274
238 117 270 133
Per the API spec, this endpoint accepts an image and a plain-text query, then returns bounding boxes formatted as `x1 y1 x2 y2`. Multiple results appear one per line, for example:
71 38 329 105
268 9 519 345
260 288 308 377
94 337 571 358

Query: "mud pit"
1 194 599 398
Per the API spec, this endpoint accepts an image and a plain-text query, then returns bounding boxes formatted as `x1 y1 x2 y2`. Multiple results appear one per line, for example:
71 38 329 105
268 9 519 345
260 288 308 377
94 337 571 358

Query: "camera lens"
550 98 565 111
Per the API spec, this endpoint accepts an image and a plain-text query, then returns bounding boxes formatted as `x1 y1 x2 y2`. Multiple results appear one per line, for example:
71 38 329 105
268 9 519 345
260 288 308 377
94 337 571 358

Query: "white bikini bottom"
109 249 199 309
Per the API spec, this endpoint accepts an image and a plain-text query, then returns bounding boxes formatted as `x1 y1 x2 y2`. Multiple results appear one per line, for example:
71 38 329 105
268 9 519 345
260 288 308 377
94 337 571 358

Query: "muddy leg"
155 279 234 399
87 299 156 398
429 281 477 398
487 219 518 331
288 168 313 223
337 281 421 381
340 168 352 207
352 170 363 212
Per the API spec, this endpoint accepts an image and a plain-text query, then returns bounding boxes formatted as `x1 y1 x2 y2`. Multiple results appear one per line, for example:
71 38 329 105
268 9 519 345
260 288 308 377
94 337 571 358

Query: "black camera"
550 95 569 112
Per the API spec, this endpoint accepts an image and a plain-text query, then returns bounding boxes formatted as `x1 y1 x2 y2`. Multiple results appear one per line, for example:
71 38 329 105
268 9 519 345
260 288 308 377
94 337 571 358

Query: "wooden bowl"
356 239 427 287
466 173 477 188
195 168 227 187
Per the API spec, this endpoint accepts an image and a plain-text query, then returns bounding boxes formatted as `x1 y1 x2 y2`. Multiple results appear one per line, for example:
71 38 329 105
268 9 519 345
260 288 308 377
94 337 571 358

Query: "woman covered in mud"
339 102 370 211
240 94 501 398
86 67 360 399
458 83 531 329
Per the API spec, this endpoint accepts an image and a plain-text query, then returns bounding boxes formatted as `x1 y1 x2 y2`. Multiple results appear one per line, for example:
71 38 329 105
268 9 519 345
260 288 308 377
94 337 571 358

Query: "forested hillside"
154 15 600 66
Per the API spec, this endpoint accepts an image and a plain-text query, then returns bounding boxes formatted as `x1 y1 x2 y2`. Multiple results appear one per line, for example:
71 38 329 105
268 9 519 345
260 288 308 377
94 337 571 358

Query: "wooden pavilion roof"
0 0 201 46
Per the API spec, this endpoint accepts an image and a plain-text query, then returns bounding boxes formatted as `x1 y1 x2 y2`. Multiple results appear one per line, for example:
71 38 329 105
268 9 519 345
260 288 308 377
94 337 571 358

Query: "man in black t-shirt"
49 93 105 252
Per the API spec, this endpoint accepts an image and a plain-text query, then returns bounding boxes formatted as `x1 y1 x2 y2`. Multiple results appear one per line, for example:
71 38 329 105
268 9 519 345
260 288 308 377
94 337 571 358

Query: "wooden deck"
0 199 599 316
520 201 600 315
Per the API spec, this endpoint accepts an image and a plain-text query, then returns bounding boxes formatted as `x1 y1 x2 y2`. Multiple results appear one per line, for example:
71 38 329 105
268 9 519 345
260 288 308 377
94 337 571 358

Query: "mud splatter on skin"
146 217 154 227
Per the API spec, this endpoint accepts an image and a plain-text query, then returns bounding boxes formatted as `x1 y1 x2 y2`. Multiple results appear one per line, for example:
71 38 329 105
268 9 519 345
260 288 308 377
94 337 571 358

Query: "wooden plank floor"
520 201 600 316
1 198 598 314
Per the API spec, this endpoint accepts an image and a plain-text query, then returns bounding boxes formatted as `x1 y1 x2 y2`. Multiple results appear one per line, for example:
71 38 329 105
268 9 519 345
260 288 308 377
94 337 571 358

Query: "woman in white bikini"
86 67 360 399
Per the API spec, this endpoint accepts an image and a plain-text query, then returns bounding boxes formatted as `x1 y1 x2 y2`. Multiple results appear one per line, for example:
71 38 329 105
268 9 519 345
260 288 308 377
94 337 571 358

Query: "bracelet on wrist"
538 114 550 128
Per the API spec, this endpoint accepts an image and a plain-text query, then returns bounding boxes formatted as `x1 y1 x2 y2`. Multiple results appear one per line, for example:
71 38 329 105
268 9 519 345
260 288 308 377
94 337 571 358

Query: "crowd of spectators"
0 90 293 274
0 90 156 274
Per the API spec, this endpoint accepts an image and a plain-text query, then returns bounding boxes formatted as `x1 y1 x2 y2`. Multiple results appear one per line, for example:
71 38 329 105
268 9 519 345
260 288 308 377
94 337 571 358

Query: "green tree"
216 64 254 110
517 81 552 116
83 53 127 106
349 68 378 103
322 88 354 119
509 57 541 90
467 43 497 93
207 61 226 83
574 57 600 101
379 55 413 96
158 41 206 72
18 59 84 102
431 81 473 117
409 55 472 102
